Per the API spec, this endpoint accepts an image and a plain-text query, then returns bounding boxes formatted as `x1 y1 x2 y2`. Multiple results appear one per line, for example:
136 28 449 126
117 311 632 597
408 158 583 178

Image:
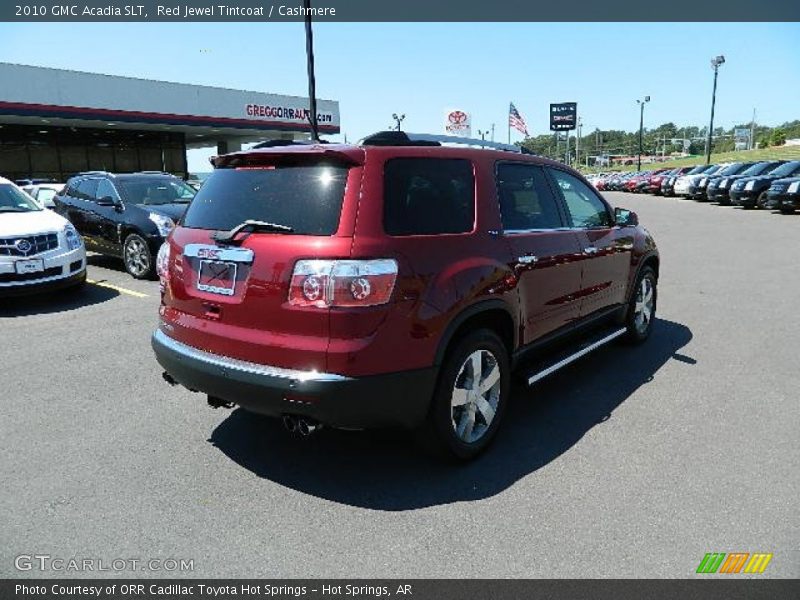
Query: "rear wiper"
211 219 294 245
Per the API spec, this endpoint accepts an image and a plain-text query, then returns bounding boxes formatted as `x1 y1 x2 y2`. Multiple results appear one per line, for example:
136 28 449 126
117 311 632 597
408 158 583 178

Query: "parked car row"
589 160 800 213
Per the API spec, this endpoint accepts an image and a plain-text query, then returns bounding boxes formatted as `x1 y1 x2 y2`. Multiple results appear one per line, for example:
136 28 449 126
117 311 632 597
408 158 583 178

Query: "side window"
383 158 474 236
75 178 98 201
549 169 613 228
497 163 563 231
96 179 120 203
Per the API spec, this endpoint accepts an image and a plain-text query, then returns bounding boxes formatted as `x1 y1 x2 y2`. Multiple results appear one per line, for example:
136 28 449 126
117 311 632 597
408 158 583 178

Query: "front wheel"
123 233 155 279
756 192 769 209
623 266 657 344
419 329 510 461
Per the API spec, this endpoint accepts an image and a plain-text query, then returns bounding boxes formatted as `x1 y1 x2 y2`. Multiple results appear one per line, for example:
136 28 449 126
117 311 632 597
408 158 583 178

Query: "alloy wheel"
450 349 501 444
125 237 150 277
634 276 654 334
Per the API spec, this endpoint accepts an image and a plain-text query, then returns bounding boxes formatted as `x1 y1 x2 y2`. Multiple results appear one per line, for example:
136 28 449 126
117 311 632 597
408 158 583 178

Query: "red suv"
152 132 659 459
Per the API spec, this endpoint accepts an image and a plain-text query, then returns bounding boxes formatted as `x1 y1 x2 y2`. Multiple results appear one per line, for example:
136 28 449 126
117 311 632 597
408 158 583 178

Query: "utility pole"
575 117 582 168
491 123 495 142
705 55 725 164
636 96 650 171
749 108 756 150
303 0 319 141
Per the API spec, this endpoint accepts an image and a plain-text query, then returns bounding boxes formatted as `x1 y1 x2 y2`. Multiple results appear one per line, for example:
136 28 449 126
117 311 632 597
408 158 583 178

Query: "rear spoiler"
211 146 364 169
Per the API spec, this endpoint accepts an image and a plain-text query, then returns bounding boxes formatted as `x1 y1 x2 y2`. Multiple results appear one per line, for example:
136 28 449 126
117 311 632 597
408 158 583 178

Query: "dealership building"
0 63 340 181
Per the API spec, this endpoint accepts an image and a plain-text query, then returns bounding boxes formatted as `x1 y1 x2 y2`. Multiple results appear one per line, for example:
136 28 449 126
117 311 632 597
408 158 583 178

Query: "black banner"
3 580 800 600
550 102 577 131
1 1 799 21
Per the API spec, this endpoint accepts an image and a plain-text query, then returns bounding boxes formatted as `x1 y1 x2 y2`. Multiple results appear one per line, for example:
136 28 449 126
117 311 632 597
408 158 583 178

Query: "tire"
418 329 510 461
756 192 769 209
122 233 155 279
780 208 795 215
623 266 657 344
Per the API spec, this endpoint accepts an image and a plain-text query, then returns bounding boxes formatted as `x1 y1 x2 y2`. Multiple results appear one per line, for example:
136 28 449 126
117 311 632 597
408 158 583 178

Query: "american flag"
509 102 529 136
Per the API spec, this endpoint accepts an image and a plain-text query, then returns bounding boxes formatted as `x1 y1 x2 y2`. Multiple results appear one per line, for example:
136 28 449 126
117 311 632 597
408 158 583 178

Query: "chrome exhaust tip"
282 414 298 433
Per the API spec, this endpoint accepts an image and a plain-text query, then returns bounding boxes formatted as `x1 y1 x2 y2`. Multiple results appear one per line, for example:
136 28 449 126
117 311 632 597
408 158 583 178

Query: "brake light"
156 242 170 289
289 259 398 308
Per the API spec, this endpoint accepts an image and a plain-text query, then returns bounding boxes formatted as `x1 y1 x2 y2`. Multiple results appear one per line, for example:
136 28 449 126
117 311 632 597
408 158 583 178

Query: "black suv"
53 172 196 278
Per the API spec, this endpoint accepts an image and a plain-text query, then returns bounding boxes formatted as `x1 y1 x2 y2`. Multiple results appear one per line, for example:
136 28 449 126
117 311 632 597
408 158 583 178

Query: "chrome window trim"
153 328 351 383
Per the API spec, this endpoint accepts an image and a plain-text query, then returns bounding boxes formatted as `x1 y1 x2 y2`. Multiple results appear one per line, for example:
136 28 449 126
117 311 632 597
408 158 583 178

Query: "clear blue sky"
0 22 797 172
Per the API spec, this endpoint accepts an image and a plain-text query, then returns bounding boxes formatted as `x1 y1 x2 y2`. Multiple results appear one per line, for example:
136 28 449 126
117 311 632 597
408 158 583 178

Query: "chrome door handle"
517 255 538 264
584 246 598 255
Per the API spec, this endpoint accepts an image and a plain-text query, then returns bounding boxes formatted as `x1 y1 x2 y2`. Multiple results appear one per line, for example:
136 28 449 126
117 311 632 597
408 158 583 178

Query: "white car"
0 177 86 295
21 183 65 209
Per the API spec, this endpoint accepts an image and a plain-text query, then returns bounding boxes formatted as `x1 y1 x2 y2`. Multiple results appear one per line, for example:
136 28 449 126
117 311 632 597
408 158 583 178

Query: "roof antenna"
303 0 320 142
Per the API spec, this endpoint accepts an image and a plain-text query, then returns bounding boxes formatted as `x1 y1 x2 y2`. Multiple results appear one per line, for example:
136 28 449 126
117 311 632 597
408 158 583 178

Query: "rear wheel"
419 329 510 460
623 266 657 344
123 233 155 279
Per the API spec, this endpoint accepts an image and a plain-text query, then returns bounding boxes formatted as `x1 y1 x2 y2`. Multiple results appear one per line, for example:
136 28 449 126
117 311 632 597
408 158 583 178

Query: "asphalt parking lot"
1 192 798 579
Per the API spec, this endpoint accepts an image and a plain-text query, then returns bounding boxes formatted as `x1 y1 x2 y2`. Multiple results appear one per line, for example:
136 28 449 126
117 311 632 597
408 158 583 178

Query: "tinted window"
383 158 474 236
75 178 98 201
116 177 195 205
497 163 562 231
549 169 613 228
183 164 349 235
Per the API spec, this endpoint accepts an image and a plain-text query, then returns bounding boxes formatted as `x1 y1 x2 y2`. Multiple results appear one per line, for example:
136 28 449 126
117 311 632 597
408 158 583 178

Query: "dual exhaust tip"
282 414 321 437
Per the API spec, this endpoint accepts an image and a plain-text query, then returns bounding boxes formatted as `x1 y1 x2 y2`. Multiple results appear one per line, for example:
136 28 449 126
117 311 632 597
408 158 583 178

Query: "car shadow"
209 318 693 511
0 281 118 317
87 253 126 273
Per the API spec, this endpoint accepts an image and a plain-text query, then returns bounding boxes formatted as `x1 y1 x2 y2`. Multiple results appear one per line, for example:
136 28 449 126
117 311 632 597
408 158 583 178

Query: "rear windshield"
182 165 349 235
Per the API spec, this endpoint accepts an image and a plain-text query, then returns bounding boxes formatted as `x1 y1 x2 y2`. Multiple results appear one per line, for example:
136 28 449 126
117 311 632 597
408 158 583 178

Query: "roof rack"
359 131 534 155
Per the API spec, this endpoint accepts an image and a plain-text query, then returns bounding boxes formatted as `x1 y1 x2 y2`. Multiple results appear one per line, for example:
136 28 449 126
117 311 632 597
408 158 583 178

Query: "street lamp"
705 55 725 165
636 96 650 171
391 113 405 131
477 129 490 141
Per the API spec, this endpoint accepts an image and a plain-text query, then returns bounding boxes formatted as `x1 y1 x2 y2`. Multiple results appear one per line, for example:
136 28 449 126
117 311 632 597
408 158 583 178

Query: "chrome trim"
527 328 627 385
153 328 352 383
584 246 598 254
183 244 254 263
517 255 538 264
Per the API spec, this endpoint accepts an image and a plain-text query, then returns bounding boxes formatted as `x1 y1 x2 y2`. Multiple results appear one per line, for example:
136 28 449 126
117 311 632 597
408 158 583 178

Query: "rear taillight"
156 242 170 289
288 259 398 308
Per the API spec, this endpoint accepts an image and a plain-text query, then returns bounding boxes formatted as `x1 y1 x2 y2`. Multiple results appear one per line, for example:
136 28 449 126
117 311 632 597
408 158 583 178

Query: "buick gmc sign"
550 102 577 131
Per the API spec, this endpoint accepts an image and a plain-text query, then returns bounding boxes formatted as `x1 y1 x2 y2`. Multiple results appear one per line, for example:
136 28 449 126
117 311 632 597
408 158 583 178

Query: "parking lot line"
86 278 150 298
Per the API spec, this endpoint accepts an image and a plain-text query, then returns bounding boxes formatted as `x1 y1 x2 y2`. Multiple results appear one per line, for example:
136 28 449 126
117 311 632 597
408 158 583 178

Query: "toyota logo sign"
448 111 467 125
444 109 471 136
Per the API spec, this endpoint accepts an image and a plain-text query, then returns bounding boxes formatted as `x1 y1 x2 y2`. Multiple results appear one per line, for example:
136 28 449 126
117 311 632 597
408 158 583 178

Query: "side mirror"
96 196 118 207
615 207 638 226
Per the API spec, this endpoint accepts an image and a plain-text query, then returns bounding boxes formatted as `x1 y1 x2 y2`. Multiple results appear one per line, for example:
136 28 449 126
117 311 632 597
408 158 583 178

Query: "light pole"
575 117 582 168
636 96 650 171
705 55 725 164
303 0 319 141
391 113 405 131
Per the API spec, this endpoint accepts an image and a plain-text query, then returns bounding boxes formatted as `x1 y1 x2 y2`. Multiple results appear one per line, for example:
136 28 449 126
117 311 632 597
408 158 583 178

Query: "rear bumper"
151 328 436 429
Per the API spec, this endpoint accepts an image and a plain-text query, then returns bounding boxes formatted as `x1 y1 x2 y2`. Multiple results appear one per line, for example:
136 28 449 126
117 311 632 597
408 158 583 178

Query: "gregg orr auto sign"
550 102 578 131
245 103 334 124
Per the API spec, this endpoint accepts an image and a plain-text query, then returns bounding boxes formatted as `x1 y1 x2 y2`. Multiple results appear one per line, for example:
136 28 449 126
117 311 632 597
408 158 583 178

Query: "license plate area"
16 258 44 274
197 260 238 296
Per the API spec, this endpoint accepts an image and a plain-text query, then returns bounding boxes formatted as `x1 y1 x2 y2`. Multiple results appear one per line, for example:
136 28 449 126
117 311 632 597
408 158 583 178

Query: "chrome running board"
526 327 627 385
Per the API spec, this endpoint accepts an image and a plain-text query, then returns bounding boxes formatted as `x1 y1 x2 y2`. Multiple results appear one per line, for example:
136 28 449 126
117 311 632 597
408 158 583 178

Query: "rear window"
182 165 349 235
383 158 474 236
